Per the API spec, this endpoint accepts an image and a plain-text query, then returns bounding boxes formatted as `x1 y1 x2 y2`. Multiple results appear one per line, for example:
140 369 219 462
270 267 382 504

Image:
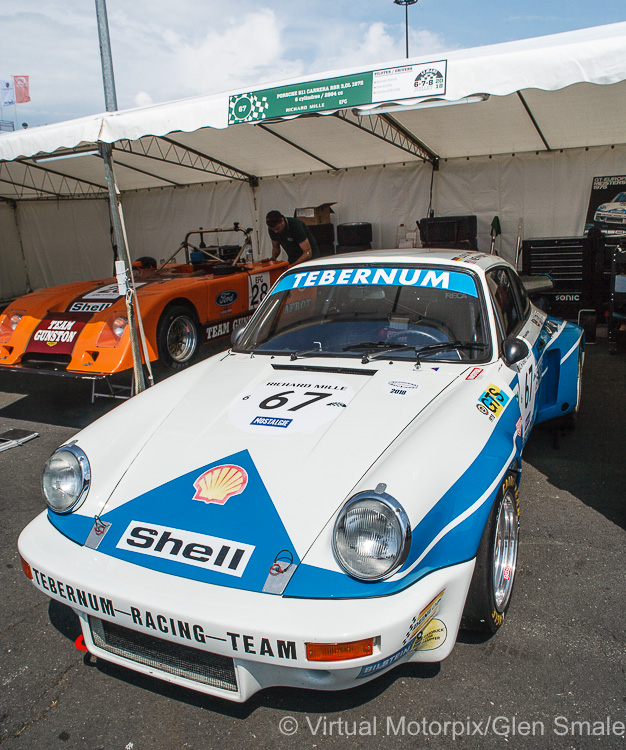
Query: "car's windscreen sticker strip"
272 268 478 297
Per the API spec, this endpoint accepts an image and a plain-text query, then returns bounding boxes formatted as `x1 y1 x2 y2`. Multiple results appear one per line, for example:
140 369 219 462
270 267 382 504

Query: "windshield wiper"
343 341 418 364
290 341 323 360
362 340 488 364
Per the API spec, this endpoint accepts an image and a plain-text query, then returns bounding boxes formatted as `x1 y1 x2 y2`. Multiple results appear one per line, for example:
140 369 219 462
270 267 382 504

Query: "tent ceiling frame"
109 155 183 186
1 160 108 199
115 136 259 185
0 177 62 198
333 110 439 166
516 91 552 151
255 123 339 171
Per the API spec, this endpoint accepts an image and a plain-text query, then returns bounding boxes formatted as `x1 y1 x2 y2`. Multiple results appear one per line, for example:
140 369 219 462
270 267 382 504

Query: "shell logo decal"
193 464 248 505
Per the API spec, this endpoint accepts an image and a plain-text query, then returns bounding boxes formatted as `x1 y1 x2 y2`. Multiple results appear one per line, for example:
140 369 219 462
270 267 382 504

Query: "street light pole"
393 0 419 59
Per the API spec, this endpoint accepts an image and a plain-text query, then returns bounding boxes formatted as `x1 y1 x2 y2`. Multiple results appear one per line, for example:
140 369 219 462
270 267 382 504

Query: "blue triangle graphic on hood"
51 450 299 594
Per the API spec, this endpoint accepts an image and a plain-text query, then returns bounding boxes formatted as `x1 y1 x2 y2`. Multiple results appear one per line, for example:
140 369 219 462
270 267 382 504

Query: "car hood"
49 354 463 593
598 202 626 213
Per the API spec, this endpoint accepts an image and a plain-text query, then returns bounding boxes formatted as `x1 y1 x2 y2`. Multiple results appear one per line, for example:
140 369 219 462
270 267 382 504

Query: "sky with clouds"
1 0 624 128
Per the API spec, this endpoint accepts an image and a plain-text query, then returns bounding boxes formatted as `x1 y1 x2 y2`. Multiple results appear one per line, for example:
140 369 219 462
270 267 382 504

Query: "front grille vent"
20 353 71 369
89 617 237 692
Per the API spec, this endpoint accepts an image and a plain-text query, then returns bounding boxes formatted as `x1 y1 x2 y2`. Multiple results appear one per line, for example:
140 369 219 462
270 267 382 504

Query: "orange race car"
0 226 288 383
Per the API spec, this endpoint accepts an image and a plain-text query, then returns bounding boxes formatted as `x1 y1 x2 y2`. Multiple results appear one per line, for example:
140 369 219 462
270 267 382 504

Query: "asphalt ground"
1 339 624 750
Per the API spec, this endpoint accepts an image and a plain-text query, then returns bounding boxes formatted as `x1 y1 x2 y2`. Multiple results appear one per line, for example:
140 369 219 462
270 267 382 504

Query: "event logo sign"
228 61 447 124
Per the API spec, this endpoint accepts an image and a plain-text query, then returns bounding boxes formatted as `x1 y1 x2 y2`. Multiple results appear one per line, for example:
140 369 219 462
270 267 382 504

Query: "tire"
462 471 520 633
337 222 373 246
157 305 200 371
308 223 335 245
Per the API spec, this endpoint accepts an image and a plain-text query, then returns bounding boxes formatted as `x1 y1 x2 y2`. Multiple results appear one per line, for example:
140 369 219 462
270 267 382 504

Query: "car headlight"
42 444 91 513
112 316 128 338
333 491 411 581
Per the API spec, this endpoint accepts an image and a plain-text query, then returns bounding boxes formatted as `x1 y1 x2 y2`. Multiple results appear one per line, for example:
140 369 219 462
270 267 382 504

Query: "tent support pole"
96 0 152 392
100 144 153 391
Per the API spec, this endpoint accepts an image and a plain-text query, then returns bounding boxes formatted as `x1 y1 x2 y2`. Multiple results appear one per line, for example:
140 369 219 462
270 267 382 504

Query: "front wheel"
461 471 520 633
157 305 199 370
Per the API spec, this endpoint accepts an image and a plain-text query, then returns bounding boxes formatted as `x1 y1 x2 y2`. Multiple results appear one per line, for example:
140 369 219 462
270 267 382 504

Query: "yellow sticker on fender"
476 384 510 421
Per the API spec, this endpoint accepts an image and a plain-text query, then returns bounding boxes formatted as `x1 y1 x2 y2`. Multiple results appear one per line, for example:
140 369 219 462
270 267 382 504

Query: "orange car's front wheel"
157 305 199 370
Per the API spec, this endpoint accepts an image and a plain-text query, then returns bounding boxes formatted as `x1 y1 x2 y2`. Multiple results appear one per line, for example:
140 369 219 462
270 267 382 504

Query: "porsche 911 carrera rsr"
594 191 626 235
18 249 584 702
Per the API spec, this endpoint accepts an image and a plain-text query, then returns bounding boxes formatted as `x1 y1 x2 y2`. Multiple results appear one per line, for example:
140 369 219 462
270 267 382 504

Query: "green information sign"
228 61 447 124
229 72 374 124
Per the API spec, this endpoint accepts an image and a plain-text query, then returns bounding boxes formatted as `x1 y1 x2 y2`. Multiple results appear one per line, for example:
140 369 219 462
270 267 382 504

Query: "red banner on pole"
13 75 30 104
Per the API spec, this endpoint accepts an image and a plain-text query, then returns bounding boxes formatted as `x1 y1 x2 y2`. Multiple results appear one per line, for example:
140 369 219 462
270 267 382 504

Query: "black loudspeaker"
419 215 478 248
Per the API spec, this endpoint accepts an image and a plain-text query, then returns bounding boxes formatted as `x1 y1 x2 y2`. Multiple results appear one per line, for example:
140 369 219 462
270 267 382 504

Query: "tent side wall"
121 179 257 265
0 202 29 302
1 143 624 299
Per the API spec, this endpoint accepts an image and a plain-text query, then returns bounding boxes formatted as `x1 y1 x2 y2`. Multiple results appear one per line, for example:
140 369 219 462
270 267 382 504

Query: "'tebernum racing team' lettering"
227 631 297 659
31 568 115 616
33 320 79 343
30 568 297 659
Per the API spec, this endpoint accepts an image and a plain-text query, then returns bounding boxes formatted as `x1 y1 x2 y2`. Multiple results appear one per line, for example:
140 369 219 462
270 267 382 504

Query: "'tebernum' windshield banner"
272 267 477 297
228 61 447 124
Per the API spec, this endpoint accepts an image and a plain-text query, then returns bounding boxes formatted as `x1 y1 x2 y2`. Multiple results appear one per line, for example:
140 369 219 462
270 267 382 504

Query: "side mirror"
231 325 247 349
501 336 529 367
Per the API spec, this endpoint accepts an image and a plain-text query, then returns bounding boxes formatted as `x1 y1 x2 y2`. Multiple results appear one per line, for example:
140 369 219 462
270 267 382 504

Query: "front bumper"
19 512 473 702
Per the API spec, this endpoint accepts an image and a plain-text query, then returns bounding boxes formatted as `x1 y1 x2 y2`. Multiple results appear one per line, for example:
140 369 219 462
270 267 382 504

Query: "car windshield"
611 192 626 203
235 264 490 362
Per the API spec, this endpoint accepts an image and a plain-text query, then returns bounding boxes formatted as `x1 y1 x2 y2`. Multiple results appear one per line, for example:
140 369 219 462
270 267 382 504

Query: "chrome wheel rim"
167 315 197 363
493 489 519 611
574 350 584 413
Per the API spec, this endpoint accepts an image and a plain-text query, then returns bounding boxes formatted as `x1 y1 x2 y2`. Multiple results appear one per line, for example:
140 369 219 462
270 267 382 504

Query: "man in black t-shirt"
266 210 318 266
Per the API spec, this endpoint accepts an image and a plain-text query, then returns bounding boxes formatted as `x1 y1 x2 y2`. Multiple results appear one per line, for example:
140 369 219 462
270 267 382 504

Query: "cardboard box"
294 202 336 225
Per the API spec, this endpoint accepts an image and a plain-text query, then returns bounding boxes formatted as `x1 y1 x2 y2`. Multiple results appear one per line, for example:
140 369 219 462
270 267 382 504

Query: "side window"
486 268 522 337
508 271 531 317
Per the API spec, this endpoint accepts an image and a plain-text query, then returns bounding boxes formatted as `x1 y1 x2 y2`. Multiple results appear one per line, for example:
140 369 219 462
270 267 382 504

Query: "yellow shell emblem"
193 464 248 505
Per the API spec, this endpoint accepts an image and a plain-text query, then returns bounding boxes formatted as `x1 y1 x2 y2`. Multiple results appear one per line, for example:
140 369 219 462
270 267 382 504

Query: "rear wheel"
462 471 520 633
157 305 199 370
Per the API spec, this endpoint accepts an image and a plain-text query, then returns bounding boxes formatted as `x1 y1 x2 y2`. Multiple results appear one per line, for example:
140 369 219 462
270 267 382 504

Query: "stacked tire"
308 223 336 257
336 222 372 254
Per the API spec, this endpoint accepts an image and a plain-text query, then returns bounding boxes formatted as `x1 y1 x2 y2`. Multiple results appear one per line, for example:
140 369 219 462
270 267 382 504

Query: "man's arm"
271 239 282 261
291 238 313 266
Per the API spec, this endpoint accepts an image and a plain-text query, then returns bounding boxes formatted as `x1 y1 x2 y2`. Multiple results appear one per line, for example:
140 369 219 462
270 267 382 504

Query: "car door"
486 266 542 443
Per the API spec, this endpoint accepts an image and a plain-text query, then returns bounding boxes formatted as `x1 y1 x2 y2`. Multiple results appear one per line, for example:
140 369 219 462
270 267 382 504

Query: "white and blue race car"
594 191 626 235
18 249 584 702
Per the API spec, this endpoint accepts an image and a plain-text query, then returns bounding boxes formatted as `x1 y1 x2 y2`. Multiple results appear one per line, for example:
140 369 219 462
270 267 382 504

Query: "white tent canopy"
1 22 625 299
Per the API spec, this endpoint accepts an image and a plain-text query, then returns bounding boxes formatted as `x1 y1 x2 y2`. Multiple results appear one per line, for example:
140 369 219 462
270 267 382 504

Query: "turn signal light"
20 554 33 580
306 637 375 662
